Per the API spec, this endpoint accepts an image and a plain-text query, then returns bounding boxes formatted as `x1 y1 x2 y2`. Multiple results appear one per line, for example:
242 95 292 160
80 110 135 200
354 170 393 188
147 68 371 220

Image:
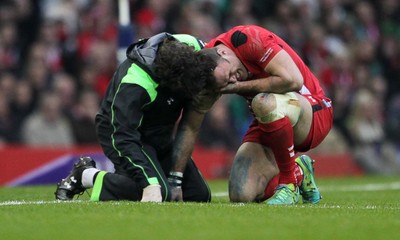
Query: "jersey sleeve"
238 27 283 70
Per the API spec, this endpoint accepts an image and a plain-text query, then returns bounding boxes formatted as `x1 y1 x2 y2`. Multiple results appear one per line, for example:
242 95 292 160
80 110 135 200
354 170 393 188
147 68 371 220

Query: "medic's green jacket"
95 33 204 187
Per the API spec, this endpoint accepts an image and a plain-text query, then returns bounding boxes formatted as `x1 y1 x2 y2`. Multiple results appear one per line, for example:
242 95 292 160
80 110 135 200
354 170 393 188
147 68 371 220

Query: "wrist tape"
168 171 183 188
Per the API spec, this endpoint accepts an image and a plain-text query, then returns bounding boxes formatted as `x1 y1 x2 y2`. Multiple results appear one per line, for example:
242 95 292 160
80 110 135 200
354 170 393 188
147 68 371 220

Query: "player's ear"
216 47 225 56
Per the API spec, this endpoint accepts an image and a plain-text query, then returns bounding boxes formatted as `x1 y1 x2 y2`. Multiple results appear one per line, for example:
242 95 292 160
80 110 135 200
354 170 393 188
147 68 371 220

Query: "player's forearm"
222 76 300 94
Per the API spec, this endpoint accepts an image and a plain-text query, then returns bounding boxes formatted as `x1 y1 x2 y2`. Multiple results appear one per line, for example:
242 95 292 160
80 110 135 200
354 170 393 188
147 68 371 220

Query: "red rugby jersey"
206 25 326 98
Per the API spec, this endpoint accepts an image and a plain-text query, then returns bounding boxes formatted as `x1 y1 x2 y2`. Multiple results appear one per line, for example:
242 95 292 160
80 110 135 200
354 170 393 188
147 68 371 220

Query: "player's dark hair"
154 40 218 98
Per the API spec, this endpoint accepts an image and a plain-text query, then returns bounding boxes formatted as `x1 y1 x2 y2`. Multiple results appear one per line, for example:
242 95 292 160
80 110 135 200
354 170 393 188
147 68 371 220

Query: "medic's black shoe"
55 156 96 200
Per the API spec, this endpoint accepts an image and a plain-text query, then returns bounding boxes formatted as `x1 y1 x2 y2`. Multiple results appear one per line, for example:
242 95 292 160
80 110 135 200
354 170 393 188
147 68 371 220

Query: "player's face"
213 46 248 86
213 60 235 88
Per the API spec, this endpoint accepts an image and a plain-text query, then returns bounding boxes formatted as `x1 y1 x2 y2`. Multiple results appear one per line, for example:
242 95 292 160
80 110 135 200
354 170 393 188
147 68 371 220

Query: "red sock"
259 117 298 185
294 163 304 186
262 175 279 200
262 165 303 201
262 163 304 202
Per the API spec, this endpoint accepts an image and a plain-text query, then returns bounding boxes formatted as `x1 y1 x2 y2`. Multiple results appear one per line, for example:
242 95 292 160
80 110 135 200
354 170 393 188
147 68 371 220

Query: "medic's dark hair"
154 39 218 98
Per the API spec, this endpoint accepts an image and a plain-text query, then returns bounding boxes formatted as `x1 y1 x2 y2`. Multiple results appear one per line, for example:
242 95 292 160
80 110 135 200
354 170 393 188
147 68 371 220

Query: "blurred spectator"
352 39 382 78
380 36 400 101
10 79 35 140
293 0 319 27
41 0 83 36
21 91 75 147
319 51 355 146
262 0 296 38
378 0 400 39
352 1 380 44
198 95 242 151
175 1 221 42
301 24 330 74
0 91 19 144
35 19 64 73
69 89 100 145
226 94 253 139
133 0 174 39
24 43 52 92
0 21 19 73
0 0 17 23
222 0 258 30
346 88 400 174
85 40 117 97
78 63 98 90
0 0 41 72
51 72 77 115
76 0 117 60
386 95 400 144
0 71 16 99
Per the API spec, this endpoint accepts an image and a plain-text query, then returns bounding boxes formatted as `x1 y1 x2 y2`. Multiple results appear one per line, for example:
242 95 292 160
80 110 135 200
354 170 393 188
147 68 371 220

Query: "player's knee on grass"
251 92 301 126
229 177 268 202
228 155 268 202
229 185 263 202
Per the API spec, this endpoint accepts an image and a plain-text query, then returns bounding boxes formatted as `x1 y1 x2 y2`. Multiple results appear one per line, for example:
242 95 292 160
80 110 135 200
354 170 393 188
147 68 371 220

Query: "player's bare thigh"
229 142 278 202
293 93 313 145
251 92 313 145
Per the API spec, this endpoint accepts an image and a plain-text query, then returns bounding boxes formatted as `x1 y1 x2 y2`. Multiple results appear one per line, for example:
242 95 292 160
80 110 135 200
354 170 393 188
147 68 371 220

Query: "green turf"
1 176 400 240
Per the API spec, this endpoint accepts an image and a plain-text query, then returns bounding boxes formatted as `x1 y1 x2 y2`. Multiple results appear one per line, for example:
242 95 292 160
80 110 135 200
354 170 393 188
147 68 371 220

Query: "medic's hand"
191 89 221 113
170 187 183 202
168 171 183 201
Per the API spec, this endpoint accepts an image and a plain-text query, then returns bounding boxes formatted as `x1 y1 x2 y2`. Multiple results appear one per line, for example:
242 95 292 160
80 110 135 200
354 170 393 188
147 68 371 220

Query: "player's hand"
141 184 162 202
170 187 183 202
220 82 240 93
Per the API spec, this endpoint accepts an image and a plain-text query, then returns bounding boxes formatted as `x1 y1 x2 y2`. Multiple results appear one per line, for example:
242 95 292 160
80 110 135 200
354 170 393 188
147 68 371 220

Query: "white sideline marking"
212 181 400 197
320 181 400 192
1 200 398 210
1 182 400 207
0 200 86 206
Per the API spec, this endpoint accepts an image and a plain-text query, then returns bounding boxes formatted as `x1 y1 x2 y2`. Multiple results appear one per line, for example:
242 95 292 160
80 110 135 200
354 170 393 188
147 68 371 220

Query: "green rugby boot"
295 155 321 204
265 183 300 205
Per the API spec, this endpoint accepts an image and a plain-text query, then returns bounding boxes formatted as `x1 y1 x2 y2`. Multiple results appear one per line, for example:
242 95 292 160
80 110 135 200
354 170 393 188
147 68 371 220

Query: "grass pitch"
1 176 400 240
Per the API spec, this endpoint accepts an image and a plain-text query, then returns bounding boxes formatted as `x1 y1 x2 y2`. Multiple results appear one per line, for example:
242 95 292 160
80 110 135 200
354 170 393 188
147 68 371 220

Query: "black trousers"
92 143 211 202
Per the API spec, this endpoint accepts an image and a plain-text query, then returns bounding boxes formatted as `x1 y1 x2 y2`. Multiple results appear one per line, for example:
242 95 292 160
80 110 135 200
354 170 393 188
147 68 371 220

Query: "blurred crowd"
0 0 400 174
